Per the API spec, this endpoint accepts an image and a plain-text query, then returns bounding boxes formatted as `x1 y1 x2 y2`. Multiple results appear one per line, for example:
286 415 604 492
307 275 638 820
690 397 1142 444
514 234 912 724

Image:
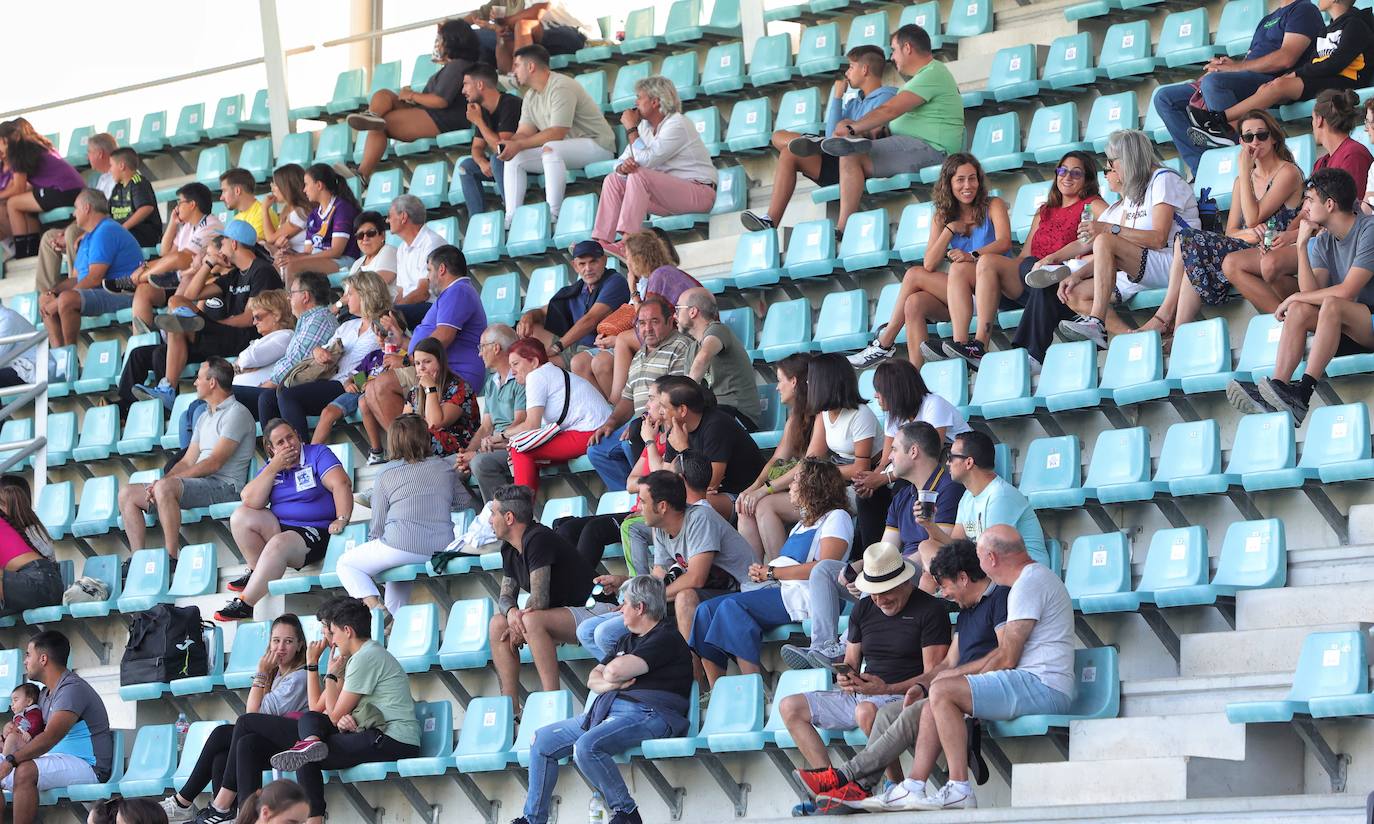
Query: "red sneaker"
794 767 843 799
816 782 870 812
269 739 329 772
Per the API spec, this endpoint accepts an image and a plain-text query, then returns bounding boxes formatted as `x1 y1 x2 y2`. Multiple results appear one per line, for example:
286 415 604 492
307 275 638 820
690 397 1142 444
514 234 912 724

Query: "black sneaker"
149 271 182 290
214 598 254 622
192 807 235 824
1225 379 1275 415
1258 377 1310 426
103 277 136 294
918 340 949 363
1185 108 1235 148
740 210 775 232
787 135 824 158
608 809 644 824
943 339 986 369
226 571 252 593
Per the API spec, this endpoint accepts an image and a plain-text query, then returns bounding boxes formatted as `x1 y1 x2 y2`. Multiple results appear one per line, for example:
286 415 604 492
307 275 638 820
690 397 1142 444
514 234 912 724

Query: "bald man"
675 287 761 429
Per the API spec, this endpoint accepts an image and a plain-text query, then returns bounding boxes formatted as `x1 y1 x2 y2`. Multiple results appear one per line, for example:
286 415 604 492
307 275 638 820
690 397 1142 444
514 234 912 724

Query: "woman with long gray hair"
590 75 718 259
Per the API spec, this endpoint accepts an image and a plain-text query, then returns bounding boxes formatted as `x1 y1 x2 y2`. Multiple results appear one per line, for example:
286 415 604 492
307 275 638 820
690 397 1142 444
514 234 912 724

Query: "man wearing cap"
122 220 282 412
517 240 630 375
778 541 951 773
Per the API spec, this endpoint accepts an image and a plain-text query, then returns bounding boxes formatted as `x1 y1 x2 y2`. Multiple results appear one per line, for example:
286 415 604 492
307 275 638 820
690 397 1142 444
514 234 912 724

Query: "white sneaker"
159 795 196 823
1024 264 1072 289
1058 315 1107 349
911 781 977 810
857 780 929 811
848 340 895 368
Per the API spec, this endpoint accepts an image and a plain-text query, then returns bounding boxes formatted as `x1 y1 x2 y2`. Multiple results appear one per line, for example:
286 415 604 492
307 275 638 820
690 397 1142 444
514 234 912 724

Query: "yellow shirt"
235 200 269 242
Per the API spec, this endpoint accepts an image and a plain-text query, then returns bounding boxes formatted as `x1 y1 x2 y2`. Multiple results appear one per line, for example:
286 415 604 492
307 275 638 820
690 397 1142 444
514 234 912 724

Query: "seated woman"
503 337 612 492
360 335 479 459
228 780 309 824
336 415 472 619
243 273 340 423
692 459 853 686
0 475 53 559
1187 0 1374 149
737 354 876 558
275 271 390 440
273 165 361 285
263 164 313 257
471 1 593 72
341 211 398 298
157 614 309 823
0 119 85 259
849 154 1010 369
0 492 62 617
1146 111 1304 340
348 20 478 184
735 353 812 536
215 419 352 622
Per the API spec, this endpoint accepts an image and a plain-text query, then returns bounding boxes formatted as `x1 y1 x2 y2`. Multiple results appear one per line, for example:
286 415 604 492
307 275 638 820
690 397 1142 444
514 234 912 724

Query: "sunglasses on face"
355 229 381 240
1055 166 1085 180
1239 130 1271 143
947 452 970 462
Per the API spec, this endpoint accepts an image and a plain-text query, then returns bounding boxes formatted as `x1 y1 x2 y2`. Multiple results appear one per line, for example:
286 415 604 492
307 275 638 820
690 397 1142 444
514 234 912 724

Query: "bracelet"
764 483 773 494
305 664 319 672
325 673 340 683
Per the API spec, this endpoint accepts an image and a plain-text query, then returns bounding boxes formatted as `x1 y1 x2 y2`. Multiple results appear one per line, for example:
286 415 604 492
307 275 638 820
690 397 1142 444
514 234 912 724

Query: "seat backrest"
1299 403 1371 469
1235 313 1284 376
798 22 841 66
661 52 700 99
464 212 507 255
686 107 723 153
124 548 170 597
224 621 270 680
1065 531 1131 600
575 70 608 109
1195 146 1241 202
971 111 1021 158
138 111 167 144
107 118 132 146
776 88 821 134
389 603 441 662
1158 8 1209 57
125 724 177 782
0 649 22 694
439 599 494 660
315 123 352 165
212 94 245 129
1066 647 1120 719
894 202 936 260
80 339 121 382
174 103 205 137
414 700 455 759
1153 419 1221 484
239 138 273 181
362 168 402 210
1217 0 1265 53
623 6 656 40
725 98 771 144
759 298 813 349
1026 104 1081 156
765 669 831 732
946 0 992 38
666 0 701 30
1100 20 1152 67
784 219 837 269
1085 92 1139 145
408 160 448 200
755 384 785 432
1010 180 1052 242
970 348 1031 408
816 290 867 341
1036 340 1098 398
750 33 793 76
719 306 755 350
1044 33 1092 79
370 60 402 96
1167 317 1230 380
703 43 745 87
1289 631 1369 702
1136 526 1208 594
331 68 365 104
839 209 889 260
1214 518 1286 590
1019 436 1081 496
712 166 747 214
513 691 575 757
920 358 969 408
509 202 551 244
596 490 636 515
278 132 313 168
540 496 589 527
989 45 1037 94
426 216 459 246
699 673 765 736
524 265 570 312
612 61 653 110
732 229 782 277
1289 133 1316 177
457 696 514 756
846 11 890 54
169 543 217 597
0 419 33 468
900 2 943 37
410 54 441 90
48 412 77 462
1083 427 1150 490
65 126 95 166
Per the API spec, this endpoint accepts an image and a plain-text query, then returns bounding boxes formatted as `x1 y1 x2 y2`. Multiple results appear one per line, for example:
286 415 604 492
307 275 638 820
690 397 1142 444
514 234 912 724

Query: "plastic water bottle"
588 791 608 824
174 713 190 753
1263 217 1277 251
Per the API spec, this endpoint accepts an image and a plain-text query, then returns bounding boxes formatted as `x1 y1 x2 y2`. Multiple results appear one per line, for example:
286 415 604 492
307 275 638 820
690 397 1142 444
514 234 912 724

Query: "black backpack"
120 604 209 686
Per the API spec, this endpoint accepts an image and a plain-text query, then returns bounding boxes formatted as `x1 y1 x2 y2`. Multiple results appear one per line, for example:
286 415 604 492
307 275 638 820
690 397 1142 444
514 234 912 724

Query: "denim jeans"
807 558 859 653
457 156 506 217
587 420 636 491
576 612 630 660
1155 72 1273 173
525 698 678 823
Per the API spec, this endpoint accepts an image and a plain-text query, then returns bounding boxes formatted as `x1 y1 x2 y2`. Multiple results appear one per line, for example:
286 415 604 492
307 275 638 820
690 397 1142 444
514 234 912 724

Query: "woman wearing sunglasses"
344 210 398 294
1143 110 1304 344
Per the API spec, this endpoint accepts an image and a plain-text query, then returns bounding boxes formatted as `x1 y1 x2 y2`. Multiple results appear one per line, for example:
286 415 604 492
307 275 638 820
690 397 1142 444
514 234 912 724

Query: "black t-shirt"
848 586 952 685
109 175 163 247
203 256 283 322
423 58 473 109
954 582 1009 666
487 93 523 135
500 523 595 608
602 616 693 701
664 407 766 494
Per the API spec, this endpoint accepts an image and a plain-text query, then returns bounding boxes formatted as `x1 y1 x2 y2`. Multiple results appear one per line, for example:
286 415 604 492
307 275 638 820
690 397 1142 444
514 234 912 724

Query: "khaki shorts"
395 366 418 390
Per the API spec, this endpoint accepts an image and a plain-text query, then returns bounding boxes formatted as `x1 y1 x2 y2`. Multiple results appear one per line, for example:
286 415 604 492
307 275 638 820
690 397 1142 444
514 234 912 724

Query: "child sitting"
2 684 43 755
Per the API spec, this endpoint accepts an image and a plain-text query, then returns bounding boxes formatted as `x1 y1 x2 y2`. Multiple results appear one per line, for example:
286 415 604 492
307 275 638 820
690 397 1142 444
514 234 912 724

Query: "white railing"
0 330 50 495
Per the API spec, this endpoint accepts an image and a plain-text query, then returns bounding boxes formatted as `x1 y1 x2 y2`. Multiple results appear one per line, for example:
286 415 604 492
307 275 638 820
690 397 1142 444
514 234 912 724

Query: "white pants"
502 138 614 224
334 539 431 616
1 752 96 790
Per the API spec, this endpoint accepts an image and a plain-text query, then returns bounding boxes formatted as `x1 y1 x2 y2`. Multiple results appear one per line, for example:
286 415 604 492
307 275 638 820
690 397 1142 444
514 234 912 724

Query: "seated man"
488 485 607 715
106 147 162 249
1153 0 1319 172
822 24 963 235
34 132 116 293
587 298 695 491
782 421 964 668
590 76 716 259
778 542 950 772
37 188 143 348
455 63 523 217
676 287 762 428
218 168 269 241
660 376 767 517
123 221 283 411
0 631 114 824
519 240 630 390
117 358 256 560
116 182 224 334
741 45 896 232
1239 169 1374 424
499 45 617 229
471 0 595 72
387 194 447 327
462 323 528 501
795 539 1008 812
521 576 690 824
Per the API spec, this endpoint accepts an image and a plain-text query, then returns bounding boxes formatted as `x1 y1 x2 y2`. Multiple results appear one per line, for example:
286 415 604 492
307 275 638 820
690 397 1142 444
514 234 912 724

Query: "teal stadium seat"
751 385 786 449
750 34 796 87
702 44 746 97
426 216 460 246
610 62 652 112
1272 404 1374 486
1168 317 1232 393
397 701 456 777
314 123 352 167
1066 531 1131 612
74 338 121 394
169 723 229 793
575 70 611 114
1289 133 1316 176
619 7 663 55
0 420 33 470
1154 518 1286 607
921 358 970 409
238 138 273 183
846 11 890 55
506 202 552 258
1218 0 1265 56
1228 631 1373 723
1158 8 1216 68
666 0 741 44
989 648 1119 736
9 291 39 326
729 229 785 290
245 89 271 131
440 599 495 669
72 475 120 538
277 132 313 168
1010 181 1052 242
1099 21 1158 79
171 625 225 695
37 481 75 541
757 298 816 362
1085 92 1139 152
783 219 839 280
116 725 178 796
524 265 569 312
453 696 515 772
720 306 756 356
776 88 823 137
388 603 442 673
945 0 993 38
162 392 198 450
224 621 270 689
368 60 402 106
840 208 890 271
67 731 126 802
1019 435 1085 509
1086 427 1154 504
971 112 1026 172
480 272 522 327
1229 314 1292 385
64 126 94 167
894 202 935 262
715 668 829 751
463 211 506 265
191 145 231 194
363 168 402 212
988 45 1041 102
540 496 589 527
1195 147 1241 210
48 346 76 398
1154 419 1230 496
797 23 844 76
134 111 168 153
168 103 207 147
117 549 174 613
513 691 575 767
1102 330 1167 406
703 674 767 753
319 69 366 117
661 53 702 102
1043 33 1095 90
900 3 947 50
46 412 76 467
72 405 119 463
207 94 246 140
967 349 1035 419
814 290 869 353
107 118 133 147
170 543 218 597
408 161 448 210
1143 86 1173 143
0 650 20 694
1027 103 1090 163
410 55 441 96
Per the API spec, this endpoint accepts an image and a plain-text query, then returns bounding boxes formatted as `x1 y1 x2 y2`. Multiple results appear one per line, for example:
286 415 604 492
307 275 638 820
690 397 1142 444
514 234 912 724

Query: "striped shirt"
370 456 474 555
269 306 339 385
621 331 696 416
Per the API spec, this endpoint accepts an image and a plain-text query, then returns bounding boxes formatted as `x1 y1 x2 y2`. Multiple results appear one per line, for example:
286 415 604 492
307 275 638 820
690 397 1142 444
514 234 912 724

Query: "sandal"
1138 314 1175 353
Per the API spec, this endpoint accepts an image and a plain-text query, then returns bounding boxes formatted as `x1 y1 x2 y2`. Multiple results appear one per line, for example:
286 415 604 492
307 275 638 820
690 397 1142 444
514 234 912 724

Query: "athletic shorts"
33 186 80 212
804 690 903 730
281 523 331 567
178 477 241 509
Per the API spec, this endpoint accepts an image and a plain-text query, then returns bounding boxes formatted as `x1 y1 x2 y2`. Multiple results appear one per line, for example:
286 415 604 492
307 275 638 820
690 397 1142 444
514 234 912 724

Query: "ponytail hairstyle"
775 353 814 455
304 163 361 212
234 780 309 824
1313 88 1361 135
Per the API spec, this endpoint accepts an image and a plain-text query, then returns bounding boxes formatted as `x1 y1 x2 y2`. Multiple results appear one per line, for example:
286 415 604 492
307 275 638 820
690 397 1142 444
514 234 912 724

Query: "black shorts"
187 319 257 362
1298 75 1359 101
540 24 587 55
424 106 470 135
816 152 840 187
281 524 331 567
33 186 80 212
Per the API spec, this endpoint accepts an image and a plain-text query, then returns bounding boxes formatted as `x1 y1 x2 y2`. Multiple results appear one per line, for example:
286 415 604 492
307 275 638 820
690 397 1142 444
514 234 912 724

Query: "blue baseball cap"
571 239 604 259
218 220 258 247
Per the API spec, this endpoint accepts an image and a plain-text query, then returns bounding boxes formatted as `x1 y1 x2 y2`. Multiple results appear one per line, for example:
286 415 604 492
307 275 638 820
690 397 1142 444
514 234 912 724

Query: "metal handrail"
320 8 480 48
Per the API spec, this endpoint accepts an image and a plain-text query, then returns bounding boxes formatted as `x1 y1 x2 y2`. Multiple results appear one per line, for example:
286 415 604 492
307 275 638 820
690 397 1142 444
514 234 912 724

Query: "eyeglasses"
355 229 381 240
250 313 266 322
1054 166 1085 180
946 452 971 462
1239 130 1271 144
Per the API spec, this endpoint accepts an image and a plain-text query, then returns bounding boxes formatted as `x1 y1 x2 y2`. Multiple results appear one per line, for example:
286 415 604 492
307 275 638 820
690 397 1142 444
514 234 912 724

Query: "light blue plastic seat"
9 291 40 327
730 229 785 290
720 307 756 359
845 10 890 53
1027 103 1090 163
1102 330 1167 406
1158 8 1216 68
840 209 890 272
117 549 174 613
160 392 198 450
314 123 352 167
1099 21 1158 79
1084 426 1154 503
463 211 506 264
106 117 133 148
116 725 178 796
724 98 771 153
170 722 230 798
968 349 1035 419
1228 631 1370 723
783 219 838 280
512 691 575 767
324 67 368 114
238 138 273 182
168 103 207 147
988 45 1041 102
1230 314 1290 385
710 166 748 219
1288 133 1316 177
750 384 785 449
1150 418 1228 496
866 283 907 347
609 61 652 111
1168 317 1232 394
769 669 835 749
207 94 245 140
702 43 746 96
71 475 120 537
540 496 589 528
749 33 795 87
921 358 969 409
893 202 936 263
946 0 992 37
1034 340 1103 410
47 345 78 398
1066 531 1131 612
0 650 21 695
74 338 121 394
619 7 662 54
1224 412 1296 492
1019 435 1084 509
388 603 442 673
546 191 596 247
989 648 1119 736
1158 519 1286 607
277 131 313 168
242 88 270 132
971 112 1026 173
0 419 32 471
1194 147 1241 210
168 543 218 598
1010 181 1053 242
1042 33 1095 90
440 599 494 670
1143 85 1173 143
505 202 552 258
757 299 815 362
700 674 767 753
1085 92 1139 152
64 126 95 167
423 216 459 248
406 160 448 210
452 696 516 772
37 480 74 542
797 23 844 76
117 399 165 455
133 111 168 153
1217 0 1265 56
396 701 456 777
523 265 570 313
171 625 225 695
670 0 741 42
575 70 611 113
223 621 270 689
814 290 869 353
775 88 823 139
361 167 402 212
1299 404 1374 483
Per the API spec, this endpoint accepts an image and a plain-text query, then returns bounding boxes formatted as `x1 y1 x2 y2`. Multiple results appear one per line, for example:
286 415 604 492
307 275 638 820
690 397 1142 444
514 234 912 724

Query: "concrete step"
1180 622 1371 678
1069 713 1250 761
1288 544 1374 587
1237 580 1374 631
1120 672 1293 718
1012 748 1303 807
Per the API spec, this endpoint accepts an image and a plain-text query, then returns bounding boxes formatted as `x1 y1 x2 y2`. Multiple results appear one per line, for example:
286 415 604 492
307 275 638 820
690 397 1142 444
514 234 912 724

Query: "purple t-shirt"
304 197 361 259
30 150 86 192
410 277 487 389
262 444 344 528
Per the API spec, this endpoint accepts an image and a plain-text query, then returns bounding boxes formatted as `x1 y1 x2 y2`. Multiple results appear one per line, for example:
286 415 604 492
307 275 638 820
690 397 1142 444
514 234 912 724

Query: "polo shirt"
75 218 143 282
621 331 696 416
568 272 630 347
481 370 526 432
954 582 1009 665
395 226 446 298
192 396 256 489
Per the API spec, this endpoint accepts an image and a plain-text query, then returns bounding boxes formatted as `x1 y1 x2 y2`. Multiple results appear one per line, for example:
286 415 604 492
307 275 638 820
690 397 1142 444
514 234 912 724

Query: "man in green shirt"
821 24 966 234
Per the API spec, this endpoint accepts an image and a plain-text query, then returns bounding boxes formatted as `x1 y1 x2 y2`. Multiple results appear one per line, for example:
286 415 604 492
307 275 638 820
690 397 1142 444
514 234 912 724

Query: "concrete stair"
1181 622 1372 678
1237 581 1374 631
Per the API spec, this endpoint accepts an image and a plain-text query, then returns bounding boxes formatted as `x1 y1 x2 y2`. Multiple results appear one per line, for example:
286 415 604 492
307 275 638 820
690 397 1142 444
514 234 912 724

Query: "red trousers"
509 429 595 490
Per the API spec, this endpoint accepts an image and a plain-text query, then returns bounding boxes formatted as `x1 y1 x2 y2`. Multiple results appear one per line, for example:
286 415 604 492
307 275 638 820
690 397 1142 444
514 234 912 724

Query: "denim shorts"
0 557 63 616
967 669 1073 721
79 289 135 316
328 391 361 416
179 477 241 509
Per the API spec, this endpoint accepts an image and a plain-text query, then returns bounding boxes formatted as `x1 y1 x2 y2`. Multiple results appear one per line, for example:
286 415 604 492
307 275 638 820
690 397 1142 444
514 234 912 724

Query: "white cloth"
349 245 399 284
621 113 717 186
523 362 611 432
883 393 971 440
773 509 854 621
0 752 96 791
285 210 310 254
395 226 445 298
1006 562 1076 696
1099 169 1200 302
95 172 115 198
503 139 614 223
234 329 293 386
327 318 381 383
822 406 881 464
335 538 431 616
542 0 599 38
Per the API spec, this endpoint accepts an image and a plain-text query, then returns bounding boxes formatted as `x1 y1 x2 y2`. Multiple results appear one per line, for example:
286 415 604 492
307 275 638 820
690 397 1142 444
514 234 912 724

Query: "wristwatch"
5 755 17 768
970 251 981 259
425 386 439 394
1110 224 1122 236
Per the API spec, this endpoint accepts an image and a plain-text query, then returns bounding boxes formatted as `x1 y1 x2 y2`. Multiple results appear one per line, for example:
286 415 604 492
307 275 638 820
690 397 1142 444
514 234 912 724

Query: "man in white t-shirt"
905 525 1074 811
388 194 445 327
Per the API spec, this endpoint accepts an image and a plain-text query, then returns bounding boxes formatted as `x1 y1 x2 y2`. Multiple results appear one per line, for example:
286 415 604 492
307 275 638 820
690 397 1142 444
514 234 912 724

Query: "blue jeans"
180 399 208 450
525 699 678 823
806 558 859 653
576 612 630 661
1155 71 1273 173
457 156 505 217
587 420 636 491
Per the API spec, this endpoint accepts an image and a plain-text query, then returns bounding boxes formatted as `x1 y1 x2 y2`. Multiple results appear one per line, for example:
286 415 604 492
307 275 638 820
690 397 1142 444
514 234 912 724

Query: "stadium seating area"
8 0 1374 821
